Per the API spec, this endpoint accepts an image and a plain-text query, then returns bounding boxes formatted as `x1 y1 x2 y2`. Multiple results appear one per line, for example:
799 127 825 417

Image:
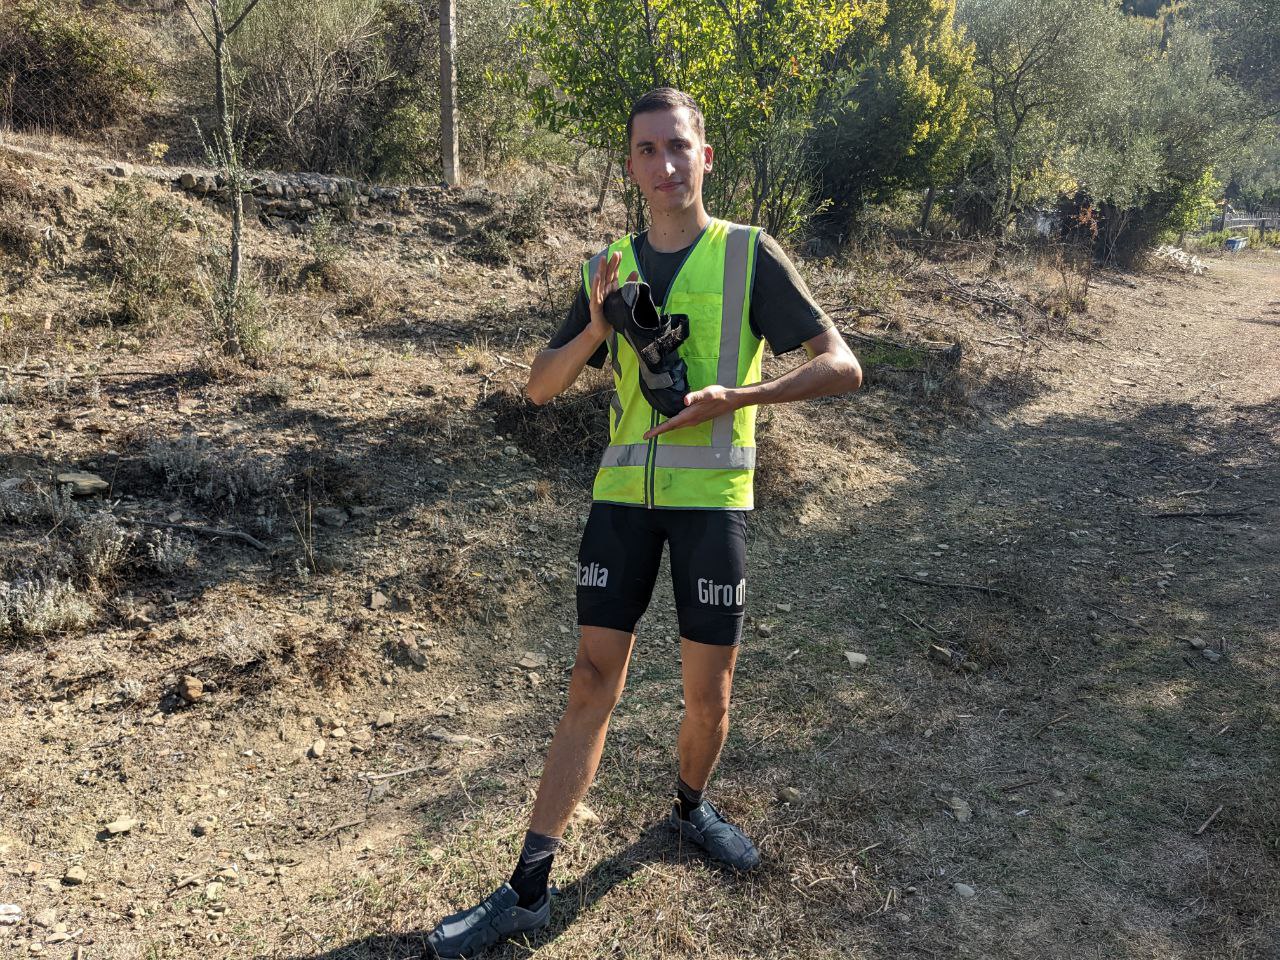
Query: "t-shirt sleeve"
547 287 608 369
748 232 834 356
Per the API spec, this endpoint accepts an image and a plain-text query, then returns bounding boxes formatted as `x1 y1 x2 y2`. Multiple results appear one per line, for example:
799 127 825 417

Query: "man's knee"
684 691 730 731
566 654 625 716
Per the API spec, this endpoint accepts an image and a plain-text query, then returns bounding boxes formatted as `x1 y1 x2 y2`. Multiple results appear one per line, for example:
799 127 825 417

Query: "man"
427 87 861 958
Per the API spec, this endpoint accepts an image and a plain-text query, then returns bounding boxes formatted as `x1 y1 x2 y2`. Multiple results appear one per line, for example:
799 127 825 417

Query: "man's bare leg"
528 625 636 836
677 637 738 790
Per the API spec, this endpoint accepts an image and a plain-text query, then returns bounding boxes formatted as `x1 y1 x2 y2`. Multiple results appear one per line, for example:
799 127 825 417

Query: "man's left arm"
644 328 861 439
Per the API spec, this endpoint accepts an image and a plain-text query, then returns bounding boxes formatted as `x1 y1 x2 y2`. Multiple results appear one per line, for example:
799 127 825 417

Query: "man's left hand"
643 386 742 439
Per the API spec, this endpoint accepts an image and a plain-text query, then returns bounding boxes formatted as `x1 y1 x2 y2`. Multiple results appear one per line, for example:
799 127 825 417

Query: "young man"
427 87 862 958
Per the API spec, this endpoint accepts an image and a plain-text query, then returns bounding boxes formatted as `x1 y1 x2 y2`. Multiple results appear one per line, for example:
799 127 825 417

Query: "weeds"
76 511 132 581
0 577 93 641
90 180 197 327
143 529 198 575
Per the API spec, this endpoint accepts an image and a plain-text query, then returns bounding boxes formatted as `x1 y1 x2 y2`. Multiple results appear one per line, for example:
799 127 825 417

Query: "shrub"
0 1 152 134
90 181 198 327
144 530 198 575
0 578 93 641
76 512 133 581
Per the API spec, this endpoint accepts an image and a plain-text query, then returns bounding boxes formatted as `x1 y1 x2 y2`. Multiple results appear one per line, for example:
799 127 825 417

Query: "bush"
90 181 198 327
0 578 93 642
0 1 152 134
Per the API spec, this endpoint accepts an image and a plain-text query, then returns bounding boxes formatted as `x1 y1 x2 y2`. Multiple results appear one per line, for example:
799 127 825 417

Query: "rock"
314 506 348 527
503 445 519 457
1189 637 1207 650
0 904 21 926
953 882 976 898
527 671 542 688
178 676 204 703
369 590 390 610
1202 649 1222 662
756 622 774 639
571 804 600 826
425 846 445 861
844 651 868 670
179 173 197 190
62 866 86 886
946 797 972 823
330 727 347 739
109 163 132 177
777 786 802 804
427 728 485 747
308 739 326 759
929 644 956 666
517 651 548 670
775 602 793 613
374 711 394 729
192 818 216 837
55 471 109 497
103 817 137 836
204 881 224 902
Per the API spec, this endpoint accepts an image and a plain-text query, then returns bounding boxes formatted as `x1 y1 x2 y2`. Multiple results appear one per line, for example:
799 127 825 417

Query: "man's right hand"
588 251 638 341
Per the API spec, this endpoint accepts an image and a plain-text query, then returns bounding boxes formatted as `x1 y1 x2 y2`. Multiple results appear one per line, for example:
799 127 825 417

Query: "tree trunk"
210 1 242 355
920 186 936 233
439 0 459 187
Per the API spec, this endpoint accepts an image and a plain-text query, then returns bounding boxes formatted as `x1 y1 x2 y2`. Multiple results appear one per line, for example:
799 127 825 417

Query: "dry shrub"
482 382 610 476
0 577 93 642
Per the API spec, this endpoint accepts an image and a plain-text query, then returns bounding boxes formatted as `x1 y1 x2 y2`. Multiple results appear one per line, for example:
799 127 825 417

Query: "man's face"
626 106 713 217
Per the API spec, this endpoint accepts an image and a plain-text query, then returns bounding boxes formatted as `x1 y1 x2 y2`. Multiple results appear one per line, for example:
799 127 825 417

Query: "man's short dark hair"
626 87 706 148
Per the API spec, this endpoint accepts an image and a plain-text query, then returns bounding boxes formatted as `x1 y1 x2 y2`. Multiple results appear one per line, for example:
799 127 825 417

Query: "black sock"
676 776 704 820
508 830 560 908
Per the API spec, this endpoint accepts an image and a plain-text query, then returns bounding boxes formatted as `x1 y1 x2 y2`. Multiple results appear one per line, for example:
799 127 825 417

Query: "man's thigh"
666 509 748 647
575 502 665 634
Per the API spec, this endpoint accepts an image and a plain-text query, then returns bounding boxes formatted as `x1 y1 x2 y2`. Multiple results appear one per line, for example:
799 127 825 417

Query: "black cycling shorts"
575 502 748 646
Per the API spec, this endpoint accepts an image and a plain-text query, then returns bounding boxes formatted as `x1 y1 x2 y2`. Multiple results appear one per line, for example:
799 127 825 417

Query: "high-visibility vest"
582 218 763 510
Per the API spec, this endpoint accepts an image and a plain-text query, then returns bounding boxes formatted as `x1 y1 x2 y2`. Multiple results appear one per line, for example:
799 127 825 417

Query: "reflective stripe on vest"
583 219 762 510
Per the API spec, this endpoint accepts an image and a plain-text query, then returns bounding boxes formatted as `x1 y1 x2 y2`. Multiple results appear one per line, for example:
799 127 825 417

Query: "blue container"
1224 236 1249 252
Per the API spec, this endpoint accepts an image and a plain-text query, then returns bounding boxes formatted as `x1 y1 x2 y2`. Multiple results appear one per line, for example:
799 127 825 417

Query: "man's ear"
703 143 713 172
625 154 634 181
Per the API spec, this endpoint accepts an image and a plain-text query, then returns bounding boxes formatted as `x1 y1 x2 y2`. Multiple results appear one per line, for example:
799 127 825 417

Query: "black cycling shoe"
669 799 761 871
426 882 551 958
602 281 691 418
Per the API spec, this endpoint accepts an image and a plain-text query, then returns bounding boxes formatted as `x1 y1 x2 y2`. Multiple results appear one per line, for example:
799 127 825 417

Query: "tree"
811 0 977 232
440 0 460 185
517 0 882 235
183 0 265 359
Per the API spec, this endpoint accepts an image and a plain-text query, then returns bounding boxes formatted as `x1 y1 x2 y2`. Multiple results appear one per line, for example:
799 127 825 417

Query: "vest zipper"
645 408 658 508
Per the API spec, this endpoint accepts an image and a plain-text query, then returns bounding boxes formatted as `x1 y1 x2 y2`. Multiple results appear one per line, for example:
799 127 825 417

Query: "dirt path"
1 247 1276 960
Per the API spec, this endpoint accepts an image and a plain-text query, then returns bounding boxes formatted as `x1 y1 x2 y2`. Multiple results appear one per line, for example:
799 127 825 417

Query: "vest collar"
627 219 715 310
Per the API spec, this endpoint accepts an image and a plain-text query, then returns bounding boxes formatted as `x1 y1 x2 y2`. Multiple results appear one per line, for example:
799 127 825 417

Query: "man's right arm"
526 320 608 405
526 250 623 406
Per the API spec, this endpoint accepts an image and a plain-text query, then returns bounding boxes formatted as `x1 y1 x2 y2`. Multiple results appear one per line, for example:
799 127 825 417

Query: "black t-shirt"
547 230 832 368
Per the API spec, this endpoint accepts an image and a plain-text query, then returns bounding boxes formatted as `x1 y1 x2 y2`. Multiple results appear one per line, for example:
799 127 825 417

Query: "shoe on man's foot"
669 799 761 871
426 882 550 959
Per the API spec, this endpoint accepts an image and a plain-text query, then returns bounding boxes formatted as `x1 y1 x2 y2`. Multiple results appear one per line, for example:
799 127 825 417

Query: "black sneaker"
602 281 691 418
426 882 551 958
669 799 761 871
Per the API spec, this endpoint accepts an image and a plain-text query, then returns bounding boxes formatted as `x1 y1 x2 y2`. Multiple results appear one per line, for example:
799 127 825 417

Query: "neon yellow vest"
582 218 763 510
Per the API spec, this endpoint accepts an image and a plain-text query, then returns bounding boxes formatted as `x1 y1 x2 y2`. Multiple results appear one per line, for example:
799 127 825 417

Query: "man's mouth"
657 182 682 192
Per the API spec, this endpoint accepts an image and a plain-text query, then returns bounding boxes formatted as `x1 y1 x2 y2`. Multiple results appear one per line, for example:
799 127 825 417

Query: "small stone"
775 602 793 613
517 651 548 670
425 846 445 861
56 472 109 497
1087 610 1098 621
503 445 519 457
946 797 972 823
929 645 955 666
192 818 217 837
954 882 976 898
103 817 137 836
195 720 213 734
62 866 86 886
110 163 132 177
309 739 326 759
1202 649 1221 662
571 804 600 826
0 904 21 926
777 786 802 804
374 711 394 729
844 651 868 670
1188 638 1207 650
369 590 390 610
204 881 224 902
330 727 347 739
527 671 542 688
756 623 774 639
178 676 204 703
179 172 197 189
314 506 348 527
